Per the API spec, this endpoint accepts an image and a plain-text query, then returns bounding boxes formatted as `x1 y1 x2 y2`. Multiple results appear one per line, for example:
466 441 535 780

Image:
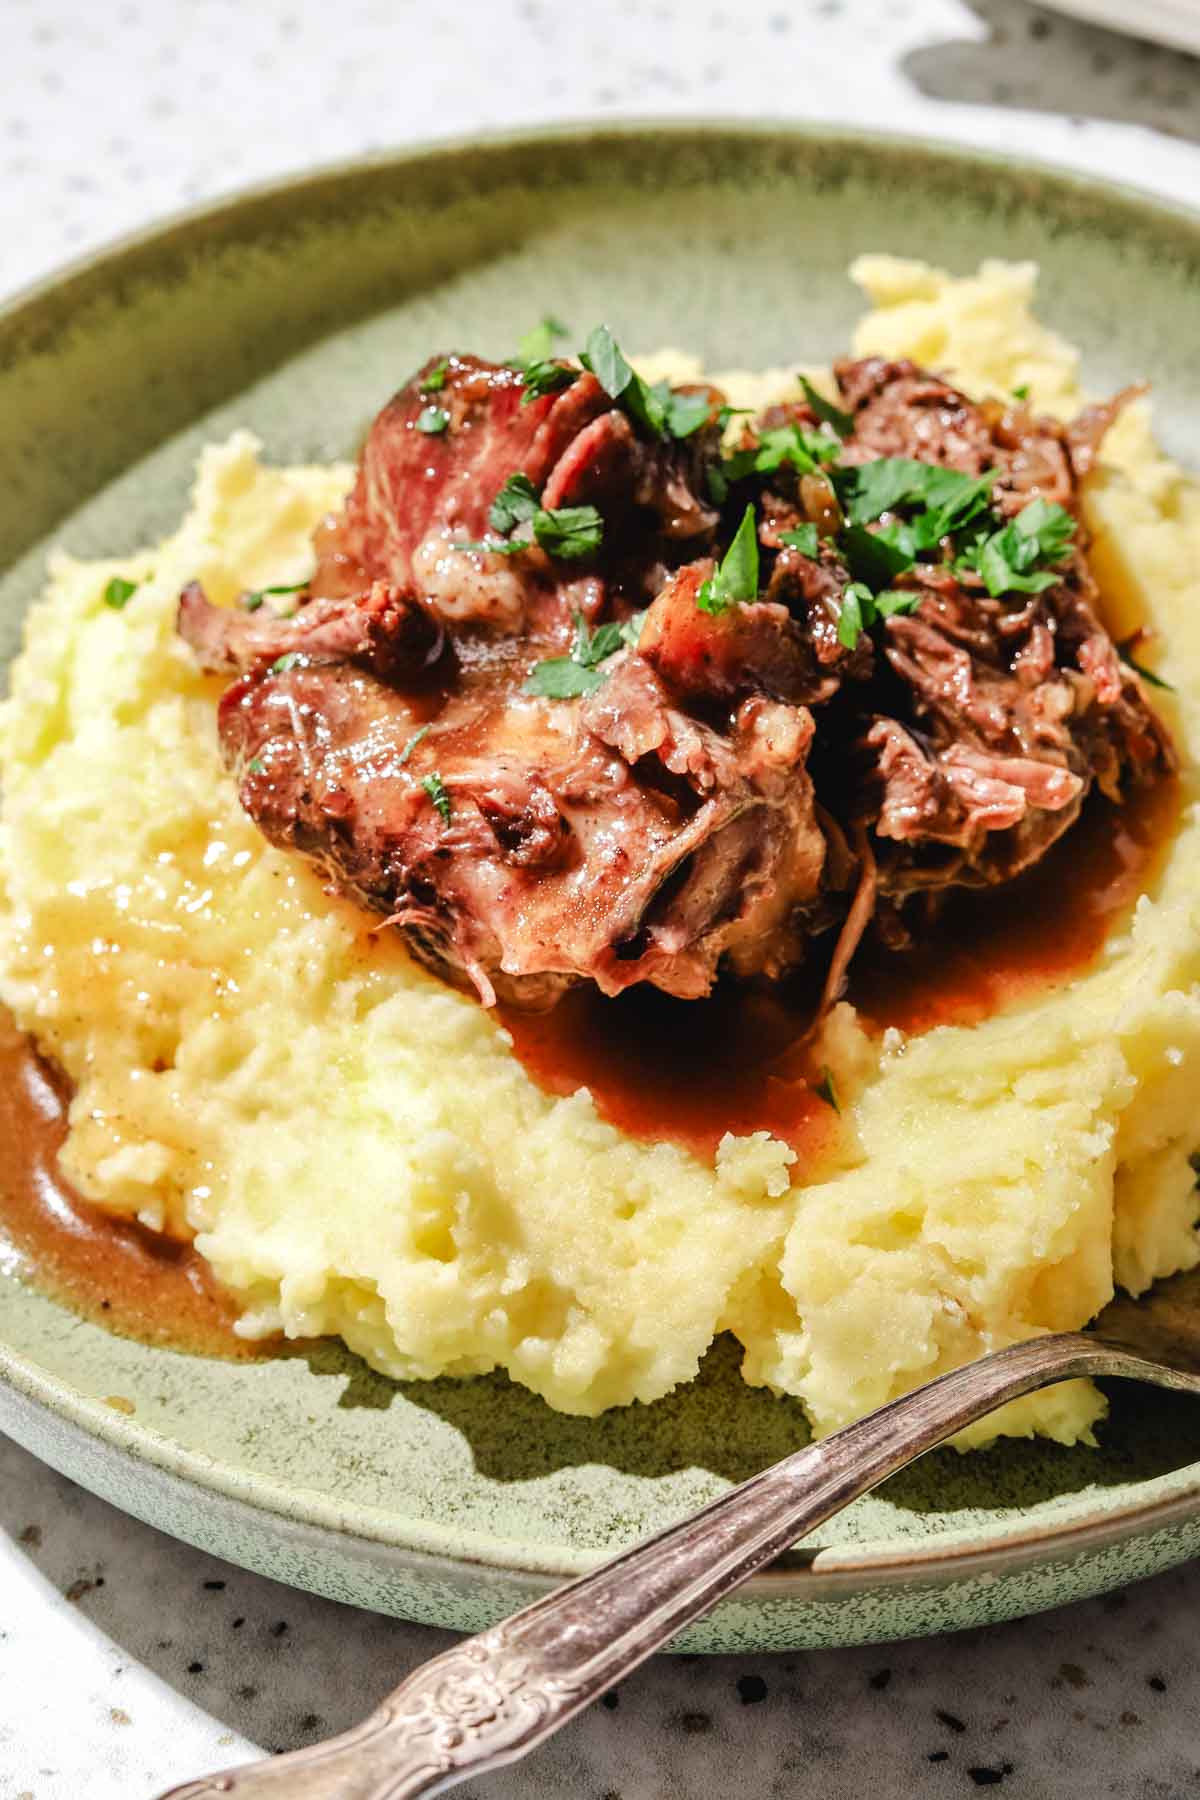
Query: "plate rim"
4 1339 1200 1592
5 114 1200 333
4 115 1200 1604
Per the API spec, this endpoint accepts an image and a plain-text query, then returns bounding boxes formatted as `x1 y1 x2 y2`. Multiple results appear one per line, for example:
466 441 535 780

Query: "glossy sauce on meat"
0 1009 260 1357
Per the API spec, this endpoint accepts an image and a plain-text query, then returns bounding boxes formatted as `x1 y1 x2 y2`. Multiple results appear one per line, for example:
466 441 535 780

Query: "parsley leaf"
420 359 449 393
779 524 820 557
516 315 569 366
620 609 647 651
1117 640 1174 692
525 610 628 699
1012 496 1076 562
662 387 714 439
459 495 603 562
720 423 839 488
582 325 635 401
243 579 308 611
416 405 450 435
580 326 711 443
960 497 1076 598
841 521 916 589
488 472 540 534
836 582 875 651
1011 383 1030 401
813 1065 841 1113
396 725 431 766
520 359 575 404
246 756 266 776
730 435 835 491
841 460 997 534
524 658 604 700
270 652 302 674
103 575 139 610
707 463 730 504
875 588 922 618
696 504 760 615
422 772 452 823
531 504 603 560
800 376 854 439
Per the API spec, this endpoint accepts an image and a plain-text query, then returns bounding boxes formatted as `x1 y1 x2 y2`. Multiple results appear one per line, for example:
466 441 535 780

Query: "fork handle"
158 1332 1150 1800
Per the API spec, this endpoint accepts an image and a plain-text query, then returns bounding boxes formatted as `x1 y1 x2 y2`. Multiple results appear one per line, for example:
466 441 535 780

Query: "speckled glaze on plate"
3 123 1200 1652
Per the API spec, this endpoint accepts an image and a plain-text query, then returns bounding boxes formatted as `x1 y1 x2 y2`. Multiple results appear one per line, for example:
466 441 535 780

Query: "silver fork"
157 1265 1200 1800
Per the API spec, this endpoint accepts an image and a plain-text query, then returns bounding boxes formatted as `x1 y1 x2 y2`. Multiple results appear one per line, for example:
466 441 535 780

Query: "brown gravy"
504 778 1181 1156
0 1009 260 1357
0 777 1180 1348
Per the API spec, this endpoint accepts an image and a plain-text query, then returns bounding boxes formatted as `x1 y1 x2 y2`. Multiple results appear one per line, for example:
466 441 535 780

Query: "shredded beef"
179 346 1174 1013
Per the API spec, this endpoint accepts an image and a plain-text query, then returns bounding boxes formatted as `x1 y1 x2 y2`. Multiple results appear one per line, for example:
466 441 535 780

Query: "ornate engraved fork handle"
159 1333 1169 1800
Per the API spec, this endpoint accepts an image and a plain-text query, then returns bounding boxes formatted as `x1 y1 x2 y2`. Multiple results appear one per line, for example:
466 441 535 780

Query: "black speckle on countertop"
868 1668 893 1691
967 1766 1014 1788
736 1674 768 1705
935 1709 967 1734
600 1689 619 1711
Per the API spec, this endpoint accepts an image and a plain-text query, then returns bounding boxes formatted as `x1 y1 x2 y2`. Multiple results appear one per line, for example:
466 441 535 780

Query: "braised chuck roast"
179 347 1173 1009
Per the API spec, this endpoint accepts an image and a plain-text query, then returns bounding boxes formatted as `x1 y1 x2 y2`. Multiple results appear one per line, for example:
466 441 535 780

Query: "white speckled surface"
3 1 1200 1795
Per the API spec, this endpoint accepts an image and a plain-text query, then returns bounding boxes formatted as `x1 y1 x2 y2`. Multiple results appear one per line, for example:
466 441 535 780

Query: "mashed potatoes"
3 258 1199 1448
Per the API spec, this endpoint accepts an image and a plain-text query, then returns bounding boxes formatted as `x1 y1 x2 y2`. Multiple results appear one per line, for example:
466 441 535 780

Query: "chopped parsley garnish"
514 319 574 405
247 757 266 776
516 315 569 367
835 582 919 651
525 612 629 699
841 521 918 590
580 325 714 442
416 405 450 434
836 582 872 650
531 503 603 560
103 575 139 609
620 608 647 651
841 460 997 538
1011 383 1030 401
270 652 302 674
461 478 602 562
1117 640 1174 692
396 724 431 766
243 579 308 612
716 422 840 495
957 497 1076 597
488 472 540 535
813 1066 841 1113
779 524 820 557
696 503 759 616
875 588 922 618
661 388 716 439
520 359 575 404
420 359 449 393
799 376 854 439
422 771 453 824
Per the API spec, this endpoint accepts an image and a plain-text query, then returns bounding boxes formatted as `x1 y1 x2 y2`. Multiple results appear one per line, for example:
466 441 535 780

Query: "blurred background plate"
3 122 1200 1651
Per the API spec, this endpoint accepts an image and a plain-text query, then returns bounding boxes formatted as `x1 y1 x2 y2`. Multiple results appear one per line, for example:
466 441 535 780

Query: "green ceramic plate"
3 124 1200 1652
